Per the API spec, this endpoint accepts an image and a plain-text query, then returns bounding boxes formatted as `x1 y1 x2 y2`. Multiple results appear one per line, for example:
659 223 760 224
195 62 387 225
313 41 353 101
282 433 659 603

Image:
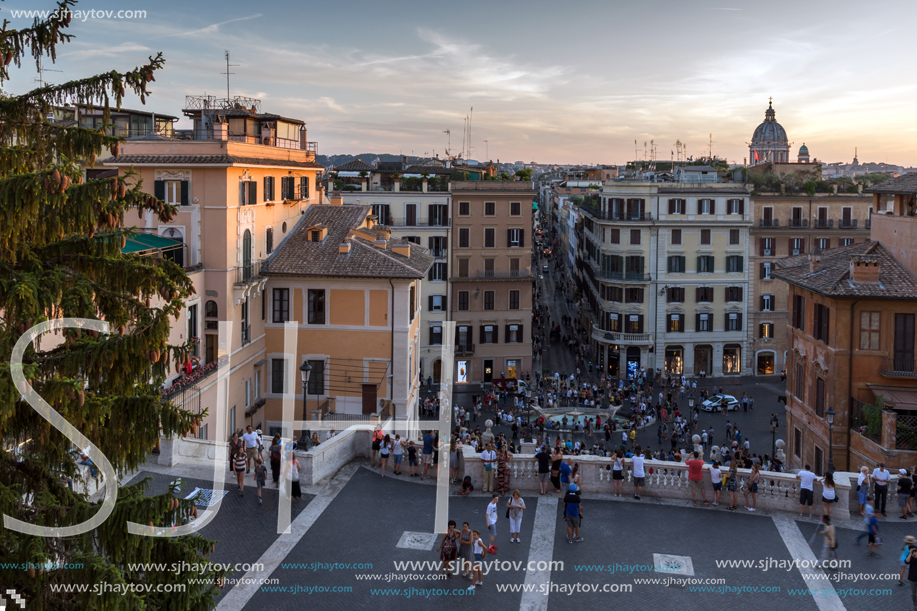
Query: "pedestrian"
242 425 262 473
866 509 882 556
899 469 913 519
481 443 497 492
856 466 871 515
421 430 435 480
233 445 247 496
550 448 563 494
469 530 486 590
458 522 474 579
407 440 418 477
371 427 383 468
486 494 499 551
744 463 760 511
710 460 722 506
438 520 458 579
797 463 817 517
900 535 917 585
725 458 739 510
686 451 708 505
873 462 890 517
564 484 583 543
496 443 513 494
817 515 838 569
393 434 404 475
289 451 302 502
507 490 526 543
855 495 875 546
228 431 241 474
449 437 459 483
630 448 646 500
378 434 392 477
269 433 282 487
253 457 267 505
535 445 551 495
560 456 573 496
821 471 837 518
611 449 625 497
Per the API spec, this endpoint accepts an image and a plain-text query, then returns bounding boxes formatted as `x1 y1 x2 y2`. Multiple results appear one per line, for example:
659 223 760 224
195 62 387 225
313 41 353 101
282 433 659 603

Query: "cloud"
153 14 263 39
62 42 151 59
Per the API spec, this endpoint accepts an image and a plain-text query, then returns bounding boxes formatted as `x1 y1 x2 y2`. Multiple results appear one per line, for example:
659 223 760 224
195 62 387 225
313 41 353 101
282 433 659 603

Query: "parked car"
699 394 738 412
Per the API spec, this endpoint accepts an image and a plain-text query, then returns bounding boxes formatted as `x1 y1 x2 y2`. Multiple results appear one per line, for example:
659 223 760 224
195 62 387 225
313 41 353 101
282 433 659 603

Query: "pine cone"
60 175 70 192
77 391 85 407
28 567 35 579
63 12 72 26
52 169 61 187
118 183 126 199
4 50 13 66
111 143 120 158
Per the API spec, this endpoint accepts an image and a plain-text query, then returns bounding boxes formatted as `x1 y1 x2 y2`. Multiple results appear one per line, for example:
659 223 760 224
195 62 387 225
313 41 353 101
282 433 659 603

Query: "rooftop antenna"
221 50 240 101
485 139 489 161
443 129 451 157
467 106 474 158
34 56 62 88
708 133 715 159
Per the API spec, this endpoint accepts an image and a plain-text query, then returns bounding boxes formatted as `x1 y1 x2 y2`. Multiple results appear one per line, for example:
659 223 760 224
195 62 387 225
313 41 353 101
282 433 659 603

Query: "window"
667 286 685 303
607 286 623 302
506 324 521 343
307 359 324 395
310 230 322 243
760 237 775 256
155 179 189 206
625 314 644 333
606 312 621 331
859 311 880 350
409 284 416 322
163 180 182 205
458 259 469 277
795 363 804 398
816 238 830 250
723 344 741 373
308 289 325 324
457 326 471 348
729 229 740 245
510 258 519 276
371 203 391 225
509 290 520 310
760 262 772 280
726 256 743 272
429 262 447 281
726 312 742 331
459 228 469 247
696 287 713 302
625 287 644 303
726 286 742 301
630 229 641 245
459 201 470 216
300 176 310 199
671 229 682 245
187 304 198 357
695 312 711 331
727 199 744 215
429 294 445 312
272 288 289 323
813 303 830 343
840 238 854 246
667 313 685 332
668 198 685 214
484 202 495 216
700 229 711 245
697 255 715 273
484 228 495 248
205 300 218 318
668 256 686 273
511 201 521 216
404 236 421 245
760 322 774 338
430 325 443 345
815 377 825 418
266 227 274 254
610 228 620 244
761 294 774 311
458 291 469 311
429 204 448 226
790 238 805 255
264 176 275 201
484 291 494 310
271 359 285 394
238 180 256 206
481 325 497 344
698 199 713 215
241 298 250 345
508 228 523 247
484 259 495 276
792 295 805 331
794 427 802 458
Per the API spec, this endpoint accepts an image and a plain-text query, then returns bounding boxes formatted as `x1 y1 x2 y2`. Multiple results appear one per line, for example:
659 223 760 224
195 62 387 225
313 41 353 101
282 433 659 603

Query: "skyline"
6 0 917 166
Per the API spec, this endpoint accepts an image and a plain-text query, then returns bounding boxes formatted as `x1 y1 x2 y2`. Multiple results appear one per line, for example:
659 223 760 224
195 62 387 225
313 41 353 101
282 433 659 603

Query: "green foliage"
803 180 817 196
0 2 223 607
515 168 532 181
499 171 511 181
863 395 885 438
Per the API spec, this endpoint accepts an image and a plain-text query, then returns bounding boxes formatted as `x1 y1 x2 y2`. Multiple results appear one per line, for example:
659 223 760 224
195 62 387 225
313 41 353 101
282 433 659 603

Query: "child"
458 476 474 497
253 457 267 505
470 530 486 590
407 440 418 477
392 435 404 475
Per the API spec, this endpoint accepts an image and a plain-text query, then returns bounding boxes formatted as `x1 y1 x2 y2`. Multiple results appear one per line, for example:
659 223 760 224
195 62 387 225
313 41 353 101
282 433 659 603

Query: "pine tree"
0 1 226 607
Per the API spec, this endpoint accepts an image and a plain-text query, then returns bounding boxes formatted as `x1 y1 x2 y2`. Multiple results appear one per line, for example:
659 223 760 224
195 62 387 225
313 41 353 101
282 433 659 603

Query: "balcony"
232 259 268 306
787 219 808 228
241 324 252 347
234 260 265 285
838 219 858 229
880 357 917 378
813 219 834 229
591 325 653 345
430 248 446 258
758 219 780 227
592 267 652 282
455 344 475 356
475 269 537 280
388 216 451 228
582 207 653 222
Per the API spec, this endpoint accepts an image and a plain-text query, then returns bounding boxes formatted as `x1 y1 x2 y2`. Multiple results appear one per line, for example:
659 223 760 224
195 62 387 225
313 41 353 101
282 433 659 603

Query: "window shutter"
737 313 743 328
638 256 645 274
638 200 645 217
442 204 448 219
428 295 434 311
519 324 524 341
264 177 271 200
695 287 702 302
180 180 189 206
738 199 745 215
697 200 703 214
428 267 434 282
668 199 675 214
696 313 701 330
249 181 257 205
505 325 510 343
428 236 434 249
301 176 309 199
520 229 525 248
759 238 765 256
507 228 513 247
480 326 486 344
493 326 498 344
679 314 685 331
696 256 703 273
760 263 766 278
442 236 448 250
738 256 744 271
154 180 165 201
637 315 644 333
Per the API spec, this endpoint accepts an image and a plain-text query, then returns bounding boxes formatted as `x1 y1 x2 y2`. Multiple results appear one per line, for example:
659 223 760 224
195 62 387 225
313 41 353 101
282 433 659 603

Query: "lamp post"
688 394 695 409
825 406 836 473
299 360 312 446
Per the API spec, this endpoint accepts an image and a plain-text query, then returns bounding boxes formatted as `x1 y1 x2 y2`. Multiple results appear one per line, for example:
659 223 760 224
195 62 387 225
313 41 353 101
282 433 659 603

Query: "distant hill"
317 153 433 169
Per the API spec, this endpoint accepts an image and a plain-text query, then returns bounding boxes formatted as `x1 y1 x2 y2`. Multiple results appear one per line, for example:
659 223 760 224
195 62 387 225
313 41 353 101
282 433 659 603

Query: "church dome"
751 100 788 144
799 143 809 154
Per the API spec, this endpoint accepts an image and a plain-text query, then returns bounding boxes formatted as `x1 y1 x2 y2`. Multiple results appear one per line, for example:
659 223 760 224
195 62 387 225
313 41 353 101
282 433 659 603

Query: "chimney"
329 192 343 206
849 254 880 283
374 239 388 249
339 239 351 254
213 122 228 141
392 242 411 257
808 251 822 273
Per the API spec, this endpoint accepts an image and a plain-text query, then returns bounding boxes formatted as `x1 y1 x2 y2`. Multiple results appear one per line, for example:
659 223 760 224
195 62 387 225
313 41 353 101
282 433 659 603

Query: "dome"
799 143 808 154
751 101 788 144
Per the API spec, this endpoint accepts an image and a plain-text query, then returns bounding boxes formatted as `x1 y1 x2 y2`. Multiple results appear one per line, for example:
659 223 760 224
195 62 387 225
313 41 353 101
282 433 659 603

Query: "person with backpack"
438 520 458 579
253 457 267 505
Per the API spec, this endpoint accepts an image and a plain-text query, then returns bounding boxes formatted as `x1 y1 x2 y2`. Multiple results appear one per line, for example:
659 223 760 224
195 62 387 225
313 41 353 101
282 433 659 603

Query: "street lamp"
825 406 836 473
299 361 312 445
688 394 695 409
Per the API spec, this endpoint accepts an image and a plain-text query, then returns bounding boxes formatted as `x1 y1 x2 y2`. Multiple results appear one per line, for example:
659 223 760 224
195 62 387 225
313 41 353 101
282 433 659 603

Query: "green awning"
532 201 539 210
121 233 183 254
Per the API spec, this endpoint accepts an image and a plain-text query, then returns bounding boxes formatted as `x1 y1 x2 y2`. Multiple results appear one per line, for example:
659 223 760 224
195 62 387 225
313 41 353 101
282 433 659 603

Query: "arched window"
205 300 218 318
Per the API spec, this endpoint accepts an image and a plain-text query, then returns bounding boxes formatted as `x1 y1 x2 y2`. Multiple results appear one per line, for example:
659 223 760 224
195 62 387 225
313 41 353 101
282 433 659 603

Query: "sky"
5 0 917 166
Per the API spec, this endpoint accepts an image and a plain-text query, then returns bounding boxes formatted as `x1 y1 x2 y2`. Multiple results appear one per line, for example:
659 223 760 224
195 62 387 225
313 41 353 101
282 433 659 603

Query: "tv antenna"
708 133 715 159
34 56 62 88
484 139 489 161
444 129 451 156
221 51 240 101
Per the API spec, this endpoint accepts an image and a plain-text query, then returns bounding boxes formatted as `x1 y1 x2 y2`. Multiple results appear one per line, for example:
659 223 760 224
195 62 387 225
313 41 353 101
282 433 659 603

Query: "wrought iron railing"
234 260 264 285
475 269 536 279
455 344 475 356
758 219 779 227
880 357 917 377
897 414 917 451
850 396 881 443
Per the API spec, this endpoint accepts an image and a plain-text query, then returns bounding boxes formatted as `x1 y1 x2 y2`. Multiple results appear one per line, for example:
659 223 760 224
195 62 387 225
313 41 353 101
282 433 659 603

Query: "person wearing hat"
899 469 913 519
563 484 583 543
899 535 917 586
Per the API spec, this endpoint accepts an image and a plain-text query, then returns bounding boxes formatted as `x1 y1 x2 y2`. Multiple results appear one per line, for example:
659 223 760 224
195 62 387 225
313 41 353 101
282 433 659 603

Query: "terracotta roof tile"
865 172 917 195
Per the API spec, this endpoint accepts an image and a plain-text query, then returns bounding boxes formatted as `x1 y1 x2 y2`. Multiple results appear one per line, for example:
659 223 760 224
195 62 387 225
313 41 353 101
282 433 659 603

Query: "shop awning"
121 233 183 255
867 385 917 410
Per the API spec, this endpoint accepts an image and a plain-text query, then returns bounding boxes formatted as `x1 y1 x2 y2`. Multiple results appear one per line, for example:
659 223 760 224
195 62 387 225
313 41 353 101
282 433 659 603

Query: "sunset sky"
7 0 916 166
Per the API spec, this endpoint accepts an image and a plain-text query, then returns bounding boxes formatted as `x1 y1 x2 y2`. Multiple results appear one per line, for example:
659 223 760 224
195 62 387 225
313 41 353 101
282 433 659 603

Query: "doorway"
694 345 712 376
626 347 641 379
433 359 442 384
483 359 494 383
757 352 775 375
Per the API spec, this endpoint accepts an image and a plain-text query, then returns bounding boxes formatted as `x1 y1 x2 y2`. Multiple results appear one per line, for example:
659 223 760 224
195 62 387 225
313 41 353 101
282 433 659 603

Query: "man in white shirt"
481 443 497 492
797 464 818 517
242 425 262 474
486 494 499 548
872 463 890 516
631 449 646 499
